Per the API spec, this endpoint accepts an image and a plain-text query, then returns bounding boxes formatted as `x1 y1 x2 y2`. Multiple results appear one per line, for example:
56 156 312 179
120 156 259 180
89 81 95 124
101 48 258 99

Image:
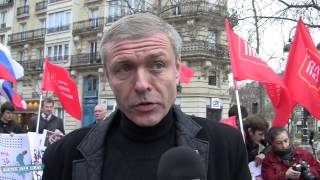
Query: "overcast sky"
227 0 320 73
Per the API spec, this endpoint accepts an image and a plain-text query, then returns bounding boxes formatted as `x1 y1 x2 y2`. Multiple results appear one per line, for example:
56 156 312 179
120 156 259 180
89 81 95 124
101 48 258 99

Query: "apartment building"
0 0 14 46
7 0 230 133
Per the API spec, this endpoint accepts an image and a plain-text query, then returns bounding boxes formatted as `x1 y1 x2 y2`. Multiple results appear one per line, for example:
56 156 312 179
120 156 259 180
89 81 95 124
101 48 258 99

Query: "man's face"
105 33 180 127
250 129 265 144
272 132 290 150
1 110 14 122
42 102 54 115
94 106 107 122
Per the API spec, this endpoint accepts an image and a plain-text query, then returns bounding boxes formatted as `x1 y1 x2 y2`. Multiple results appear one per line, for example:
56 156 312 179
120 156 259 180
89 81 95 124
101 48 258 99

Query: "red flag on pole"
41 57 82 120
220 116 237 128
180 64 194 84
225 18 293 126
263 83 293 126
283 18 320 120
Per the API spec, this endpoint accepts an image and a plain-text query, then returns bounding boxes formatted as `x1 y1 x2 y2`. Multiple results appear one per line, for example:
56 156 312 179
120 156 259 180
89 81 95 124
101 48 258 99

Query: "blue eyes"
152 62 165 70
112 62 166 80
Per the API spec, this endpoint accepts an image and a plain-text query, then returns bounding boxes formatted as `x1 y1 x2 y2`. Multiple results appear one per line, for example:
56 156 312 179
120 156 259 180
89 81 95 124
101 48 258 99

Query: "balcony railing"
48 0 64 3
17 5 29 16
182 41 228 60
47 25 70 33
160 1 226 19
0 0 13 8
20 59 43 72
35 1 47 11
8 28 46 44
73 17 104 34
70 53 101 67
0 23 6 29
84 0 100 3
48 55 69 63
106 12 133 24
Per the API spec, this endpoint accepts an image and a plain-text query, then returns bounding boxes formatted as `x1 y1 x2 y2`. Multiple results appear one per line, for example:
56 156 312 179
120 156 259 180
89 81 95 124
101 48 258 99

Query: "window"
39 19 46 29
87 77 97 91
47 10 71 33
208 69 217 86
20 23 27 40
37 48 44 59
106 99 116 115
208 31 216 49
47 42 69 62
83 75 98 97
106 0 145 23
170 0 180 15
37 48 44 68
89 41 97 62
21 0 29 6
89 9 99 27
106 0 121 20
19 50 24 63
56 107 64 121
0 11 6 29
208 0 216 8
0 35 5 44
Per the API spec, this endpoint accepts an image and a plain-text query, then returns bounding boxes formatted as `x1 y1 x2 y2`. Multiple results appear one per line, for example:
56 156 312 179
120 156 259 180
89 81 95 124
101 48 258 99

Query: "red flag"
180 64 194 84
225 18 293 126
220 116 237 128
41 57 82 120
283 18 320 119
263 83 292 126
41 57 55 91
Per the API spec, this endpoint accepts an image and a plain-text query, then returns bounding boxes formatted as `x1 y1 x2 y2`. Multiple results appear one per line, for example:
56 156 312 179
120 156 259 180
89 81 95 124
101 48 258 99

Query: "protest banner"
0 133 45 180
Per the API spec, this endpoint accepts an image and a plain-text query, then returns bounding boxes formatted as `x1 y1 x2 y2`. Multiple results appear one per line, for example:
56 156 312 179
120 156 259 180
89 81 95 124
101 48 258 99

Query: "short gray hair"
99 13 182 69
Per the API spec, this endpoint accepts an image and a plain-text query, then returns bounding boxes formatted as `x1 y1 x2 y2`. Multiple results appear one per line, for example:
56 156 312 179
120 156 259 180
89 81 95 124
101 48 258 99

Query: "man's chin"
130 116 162 127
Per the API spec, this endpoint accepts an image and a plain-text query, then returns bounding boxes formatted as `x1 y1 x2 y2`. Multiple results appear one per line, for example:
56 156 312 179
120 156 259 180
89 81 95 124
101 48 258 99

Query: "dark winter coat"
0 119 22 133
28 113 65 134
42 105 251 180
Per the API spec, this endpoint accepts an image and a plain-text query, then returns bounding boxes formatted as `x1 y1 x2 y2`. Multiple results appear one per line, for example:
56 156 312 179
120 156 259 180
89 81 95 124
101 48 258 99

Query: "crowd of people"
0 12 320 180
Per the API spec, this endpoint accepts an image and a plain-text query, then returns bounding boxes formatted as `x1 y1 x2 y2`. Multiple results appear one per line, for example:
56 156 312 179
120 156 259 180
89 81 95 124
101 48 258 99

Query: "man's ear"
248 128 253 135
175 56 181 84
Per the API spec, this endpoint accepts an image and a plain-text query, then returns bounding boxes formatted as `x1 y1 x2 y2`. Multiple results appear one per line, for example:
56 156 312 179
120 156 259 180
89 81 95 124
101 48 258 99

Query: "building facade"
7 0 230 133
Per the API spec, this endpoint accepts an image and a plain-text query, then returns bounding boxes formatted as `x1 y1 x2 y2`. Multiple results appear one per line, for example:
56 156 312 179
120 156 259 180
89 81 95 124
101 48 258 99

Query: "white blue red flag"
0 79 26 110
0 43 24 84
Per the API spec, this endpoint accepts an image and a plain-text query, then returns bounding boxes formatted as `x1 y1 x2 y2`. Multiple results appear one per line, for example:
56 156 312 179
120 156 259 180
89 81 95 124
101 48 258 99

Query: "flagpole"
234 79 245 142
36 56 47 134
36 94 43 134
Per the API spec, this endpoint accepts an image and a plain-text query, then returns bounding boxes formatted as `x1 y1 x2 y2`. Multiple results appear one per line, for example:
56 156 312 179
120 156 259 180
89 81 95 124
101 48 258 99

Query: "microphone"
157 146 206 180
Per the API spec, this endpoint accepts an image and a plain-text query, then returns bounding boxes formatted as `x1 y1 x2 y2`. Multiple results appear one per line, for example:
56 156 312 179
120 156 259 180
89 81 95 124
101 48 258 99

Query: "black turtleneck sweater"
102 109 176 180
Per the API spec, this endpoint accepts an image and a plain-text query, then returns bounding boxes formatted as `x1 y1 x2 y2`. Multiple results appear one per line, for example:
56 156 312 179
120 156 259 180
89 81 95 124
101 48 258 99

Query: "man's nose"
134 69 151 93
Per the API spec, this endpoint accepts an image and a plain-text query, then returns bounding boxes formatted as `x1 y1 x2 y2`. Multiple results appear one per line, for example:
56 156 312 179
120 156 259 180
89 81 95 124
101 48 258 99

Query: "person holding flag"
28 97 64 135
42 13 251 180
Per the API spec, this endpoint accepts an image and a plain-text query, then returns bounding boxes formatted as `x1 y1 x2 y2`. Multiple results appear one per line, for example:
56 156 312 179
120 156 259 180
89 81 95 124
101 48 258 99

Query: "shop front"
14 100 39 132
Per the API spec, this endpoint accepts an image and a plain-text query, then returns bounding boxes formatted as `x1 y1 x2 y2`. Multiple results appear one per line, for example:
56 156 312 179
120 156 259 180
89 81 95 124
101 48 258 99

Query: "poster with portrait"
42 130 64 147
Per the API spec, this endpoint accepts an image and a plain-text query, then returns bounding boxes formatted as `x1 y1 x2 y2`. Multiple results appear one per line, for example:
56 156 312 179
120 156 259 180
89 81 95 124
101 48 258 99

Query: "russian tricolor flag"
0 79 26 110
0 43 24 84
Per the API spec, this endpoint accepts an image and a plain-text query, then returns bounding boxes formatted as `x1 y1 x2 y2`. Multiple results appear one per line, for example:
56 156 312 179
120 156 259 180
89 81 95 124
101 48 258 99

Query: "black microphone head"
157 146 206 180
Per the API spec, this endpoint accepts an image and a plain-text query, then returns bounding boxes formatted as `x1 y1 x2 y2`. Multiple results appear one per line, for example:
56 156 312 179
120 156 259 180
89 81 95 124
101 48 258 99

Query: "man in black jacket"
0 102 22 133
42 13 251 180
28 98 64 134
